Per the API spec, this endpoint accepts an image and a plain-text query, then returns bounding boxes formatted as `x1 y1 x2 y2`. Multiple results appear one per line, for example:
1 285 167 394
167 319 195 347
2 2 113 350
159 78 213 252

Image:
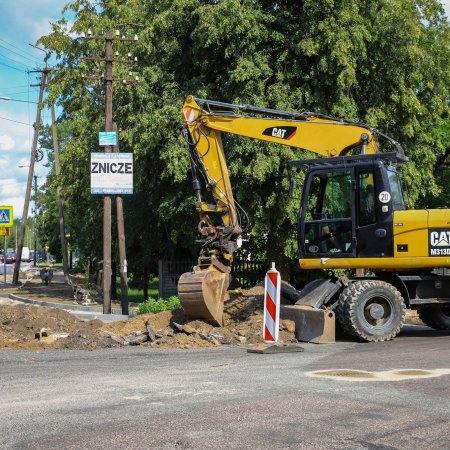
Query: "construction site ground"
0 267 426 351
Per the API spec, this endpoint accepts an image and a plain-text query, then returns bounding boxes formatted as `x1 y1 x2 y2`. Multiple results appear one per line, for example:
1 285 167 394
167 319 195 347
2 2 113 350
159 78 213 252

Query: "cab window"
387 169 405 210
358 172 376 226
304 170 353 255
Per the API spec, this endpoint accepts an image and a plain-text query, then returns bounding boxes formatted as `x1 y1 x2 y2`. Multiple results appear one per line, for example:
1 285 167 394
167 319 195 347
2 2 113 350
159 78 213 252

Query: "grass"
137 296 182 315
117 277 159 304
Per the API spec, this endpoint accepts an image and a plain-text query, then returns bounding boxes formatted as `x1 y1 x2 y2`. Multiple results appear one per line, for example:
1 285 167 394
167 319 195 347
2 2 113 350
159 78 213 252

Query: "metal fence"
158 259 269 299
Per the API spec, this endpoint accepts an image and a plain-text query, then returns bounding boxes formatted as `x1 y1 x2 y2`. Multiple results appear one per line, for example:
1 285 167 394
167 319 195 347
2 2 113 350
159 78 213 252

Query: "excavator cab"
294 153 407 262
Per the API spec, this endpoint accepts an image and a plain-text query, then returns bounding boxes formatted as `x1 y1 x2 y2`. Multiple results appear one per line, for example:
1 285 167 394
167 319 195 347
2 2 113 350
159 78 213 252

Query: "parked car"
37 250 45 262
1 252 16 264
22 247 31 262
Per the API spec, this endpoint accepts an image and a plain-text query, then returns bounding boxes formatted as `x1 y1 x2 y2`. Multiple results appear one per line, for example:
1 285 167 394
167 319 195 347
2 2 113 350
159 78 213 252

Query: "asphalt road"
1 326 450 450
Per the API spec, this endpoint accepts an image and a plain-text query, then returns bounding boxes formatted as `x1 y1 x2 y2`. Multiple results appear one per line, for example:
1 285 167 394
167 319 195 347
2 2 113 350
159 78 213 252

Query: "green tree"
37 0 449 281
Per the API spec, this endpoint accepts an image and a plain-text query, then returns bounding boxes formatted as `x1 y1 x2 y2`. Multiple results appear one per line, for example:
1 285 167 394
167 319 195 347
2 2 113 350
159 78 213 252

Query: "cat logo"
429 229 450 256
262 126 297 141
430 231 450 247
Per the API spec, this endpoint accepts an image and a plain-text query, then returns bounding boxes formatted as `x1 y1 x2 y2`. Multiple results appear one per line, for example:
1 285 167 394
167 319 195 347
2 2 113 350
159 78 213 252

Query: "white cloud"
0 134 15 151
0 156 9 170
28 17 53 44
0 178 26 197
1 196 26 219
442 0 450 18
19 139 31 152
17 157 30 168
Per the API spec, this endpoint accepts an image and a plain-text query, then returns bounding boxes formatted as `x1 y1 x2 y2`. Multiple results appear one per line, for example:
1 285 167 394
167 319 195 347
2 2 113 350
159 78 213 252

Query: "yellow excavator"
178 95 450 343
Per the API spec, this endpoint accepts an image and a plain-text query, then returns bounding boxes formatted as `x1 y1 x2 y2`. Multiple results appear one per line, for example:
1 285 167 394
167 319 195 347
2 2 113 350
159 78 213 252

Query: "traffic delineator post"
263 262 281 343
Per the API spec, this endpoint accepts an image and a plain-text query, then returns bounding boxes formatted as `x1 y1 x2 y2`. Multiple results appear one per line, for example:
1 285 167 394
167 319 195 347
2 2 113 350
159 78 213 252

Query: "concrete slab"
6 293 134 322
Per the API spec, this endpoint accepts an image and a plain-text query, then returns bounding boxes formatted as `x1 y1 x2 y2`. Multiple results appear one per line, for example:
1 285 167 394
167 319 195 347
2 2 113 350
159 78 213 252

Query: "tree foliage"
37 0 449 279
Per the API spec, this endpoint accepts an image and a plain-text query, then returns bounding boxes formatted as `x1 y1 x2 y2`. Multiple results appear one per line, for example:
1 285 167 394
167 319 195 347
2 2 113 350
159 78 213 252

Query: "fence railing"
158 259 269 299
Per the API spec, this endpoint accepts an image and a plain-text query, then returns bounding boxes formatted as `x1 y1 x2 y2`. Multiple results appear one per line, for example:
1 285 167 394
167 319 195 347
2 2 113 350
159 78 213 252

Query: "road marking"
306 368 450 382
123 396 143 400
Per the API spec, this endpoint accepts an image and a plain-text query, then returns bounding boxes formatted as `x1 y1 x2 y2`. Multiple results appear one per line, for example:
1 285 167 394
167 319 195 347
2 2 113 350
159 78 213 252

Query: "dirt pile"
99 285 296 349
0 300 103 350
0 286 297 350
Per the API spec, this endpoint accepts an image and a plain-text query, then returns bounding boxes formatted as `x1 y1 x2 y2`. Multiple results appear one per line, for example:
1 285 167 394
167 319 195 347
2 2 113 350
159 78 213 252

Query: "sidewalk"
1 267 131 322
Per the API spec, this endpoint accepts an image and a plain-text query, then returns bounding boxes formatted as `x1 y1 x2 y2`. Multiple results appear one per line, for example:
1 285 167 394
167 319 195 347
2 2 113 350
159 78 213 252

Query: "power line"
0 90 38 96
0 97 38 104
0 115 31 126
0 42 41 66
0 38 41 64
0 84 30 91
0 60 26 73
0 51 32 70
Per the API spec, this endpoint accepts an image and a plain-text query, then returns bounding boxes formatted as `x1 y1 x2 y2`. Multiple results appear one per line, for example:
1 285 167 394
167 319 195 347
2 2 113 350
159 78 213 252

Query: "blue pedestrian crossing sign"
0 206 13 227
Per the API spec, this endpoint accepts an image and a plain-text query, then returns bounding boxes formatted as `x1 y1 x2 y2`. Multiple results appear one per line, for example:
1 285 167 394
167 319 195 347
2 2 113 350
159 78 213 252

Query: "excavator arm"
178 95 402 325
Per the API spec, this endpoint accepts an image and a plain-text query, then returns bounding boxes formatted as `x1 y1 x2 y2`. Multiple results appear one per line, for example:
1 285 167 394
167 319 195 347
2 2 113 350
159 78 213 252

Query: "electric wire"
0 85 31 91
0 115 31 126
0 51 32 70
0 60 27 73
0 42 41 66
0 97 38 104
0 38 42 64
0 90 37 96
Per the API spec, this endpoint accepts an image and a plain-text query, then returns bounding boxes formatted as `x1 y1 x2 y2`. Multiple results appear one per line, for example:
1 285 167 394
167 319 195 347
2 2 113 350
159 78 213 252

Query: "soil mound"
0 302 102 348
0 286 296 350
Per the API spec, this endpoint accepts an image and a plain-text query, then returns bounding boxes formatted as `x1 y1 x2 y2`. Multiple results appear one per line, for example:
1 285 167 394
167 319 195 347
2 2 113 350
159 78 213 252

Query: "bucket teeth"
178 270 230 326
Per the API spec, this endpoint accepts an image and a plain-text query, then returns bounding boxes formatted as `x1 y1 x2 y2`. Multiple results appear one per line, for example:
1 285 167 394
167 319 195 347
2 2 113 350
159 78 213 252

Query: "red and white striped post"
263 262 281 343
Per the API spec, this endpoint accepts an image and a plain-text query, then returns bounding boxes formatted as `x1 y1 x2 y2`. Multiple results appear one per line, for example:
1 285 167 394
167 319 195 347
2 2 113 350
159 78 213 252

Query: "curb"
8 293 132 322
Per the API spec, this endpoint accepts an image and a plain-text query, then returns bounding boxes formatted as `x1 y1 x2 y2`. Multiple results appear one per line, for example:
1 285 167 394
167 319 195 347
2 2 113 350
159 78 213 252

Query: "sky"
0 1 449 219
0 1 72 218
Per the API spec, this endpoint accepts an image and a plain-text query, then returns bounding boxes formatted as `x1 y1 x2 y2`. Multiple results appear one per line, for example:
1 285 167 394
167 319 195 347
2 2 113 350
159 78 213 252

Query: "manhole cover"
306 368 450 381
394 369 432 376
312 370 376 379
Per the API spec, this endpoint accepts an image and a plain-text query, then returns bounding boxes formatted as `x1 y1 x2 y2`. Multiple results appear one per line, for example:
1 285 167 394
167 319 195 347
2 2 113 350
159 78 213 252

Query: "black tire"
418 307 450 330
336 280 405 342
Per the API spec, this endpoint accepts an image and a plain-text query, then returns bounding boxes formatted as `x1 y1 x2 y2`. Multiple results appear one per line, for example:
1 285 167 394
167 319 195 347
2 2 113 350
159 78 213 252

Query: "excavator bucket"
178 270 231 326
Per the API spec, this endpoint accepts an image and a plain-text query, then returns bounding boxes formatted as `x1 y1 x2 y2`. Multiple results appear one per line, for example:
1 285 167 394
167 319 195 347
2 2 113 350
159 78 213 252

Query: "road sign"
90 152 133 194
0 206 13 227
0 227 11 237
99 131 117 146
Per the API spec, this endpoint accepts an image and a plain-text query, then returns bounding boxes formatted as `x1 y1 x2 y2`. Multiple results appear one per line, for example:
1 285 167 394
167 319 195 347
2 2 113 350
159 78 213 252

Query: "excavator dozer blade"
280 305 335 344
178 270 230 326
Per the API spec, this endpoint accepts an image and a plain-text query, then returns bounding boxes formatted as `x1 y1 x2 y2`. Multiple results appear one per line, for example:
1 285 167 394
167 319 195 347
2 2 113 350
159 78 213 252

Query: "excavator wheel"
336 280 405 342
178 270 231 326
418 306 450 330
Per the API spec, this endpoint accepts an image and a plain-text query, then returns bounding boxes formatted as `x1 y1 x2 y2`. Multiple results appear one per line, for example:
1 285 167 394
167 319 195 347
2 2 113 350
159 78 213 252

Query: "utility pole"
13 66 50 284
113 123 129 314
51 103 69 283
83 29 138 314
33 174 37 266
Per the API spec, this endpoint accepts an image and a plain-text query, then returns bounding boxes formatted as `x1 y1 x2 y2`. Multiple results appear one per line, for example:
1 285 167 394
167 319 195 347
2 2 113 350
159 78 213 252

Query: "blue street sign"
0 206 13 227
99 131 118 146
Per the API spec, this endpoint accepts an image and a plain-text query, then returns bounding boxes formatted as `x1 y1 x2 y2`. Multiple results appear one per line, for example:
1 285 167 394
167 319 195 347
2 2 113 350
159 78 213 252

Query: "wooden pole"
112 123 129 314
102 31 113 314
51 103 70 283
13 67 48 284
